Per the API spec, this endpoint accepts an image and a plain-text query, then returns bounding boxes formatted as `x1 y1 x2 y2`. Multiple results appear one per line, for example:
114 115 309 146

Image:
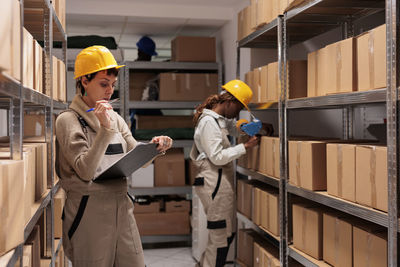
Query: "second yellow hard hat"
222 79 253 110
74 45 125 79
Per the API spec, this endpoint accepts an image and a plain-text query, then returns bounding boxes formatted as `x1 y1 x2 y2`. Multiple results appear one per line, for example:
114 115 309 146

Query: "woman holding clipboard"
55 46 172 267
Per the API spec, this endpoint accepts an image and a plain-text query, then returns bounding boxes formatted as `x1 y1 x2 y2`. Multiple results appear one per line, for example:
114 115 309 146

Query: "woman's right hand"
244 136 259 149
94 100 113 129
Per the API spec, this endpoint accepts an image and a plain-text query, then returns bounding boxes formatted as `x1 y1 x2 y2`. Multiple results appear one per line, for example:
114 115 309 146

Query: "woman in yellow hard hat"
190 80 259 267
55 45 172 267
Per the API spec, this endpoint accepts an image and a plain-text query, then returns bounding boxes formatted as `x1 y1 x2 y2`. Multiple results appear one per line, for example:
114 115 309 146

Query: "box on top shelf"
357 24 386 91
355 145 388 212
250 0 258 31
353 225 387 267
171 36 216 62
135 115 193 130
154 148 185 187
159 73 218 101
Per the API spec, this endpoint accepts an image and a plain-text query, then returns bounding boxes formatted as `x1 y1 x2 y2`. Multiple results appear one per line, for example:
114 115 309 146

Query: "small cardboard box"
325 37 357 95
165 200 190 212
327 143 357 202
356 145 388 212
135 115 193 130
159 73 218 101
130 163 154 188
129 72 157 101
292 204 323 260
353 226 387 267
134 201 160 214
154 148 185 187
237 229 256 267
323 213 353 267
252 187 262 225
0 160 25 256
237 179 253 219
171 36 216 62
54 188 66 239
357 24 386 91
260 65 269 102
135 211 190 235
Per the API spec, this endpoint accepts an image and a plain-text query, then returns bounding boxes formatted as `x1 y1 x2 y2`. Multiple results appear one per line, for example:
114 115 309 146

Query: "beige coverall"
190 109 246 267
56 95 145 267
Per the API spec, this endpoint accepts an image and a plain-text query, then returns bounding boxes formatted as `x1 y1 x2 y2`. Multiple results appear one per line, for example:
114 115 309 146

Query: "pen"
86 98 119 112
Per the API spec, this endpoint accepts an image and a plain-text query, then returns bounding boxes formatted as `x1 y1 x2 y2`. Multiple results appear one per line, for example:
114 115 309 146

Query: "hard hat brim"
74 64 125 79
222 85 251 111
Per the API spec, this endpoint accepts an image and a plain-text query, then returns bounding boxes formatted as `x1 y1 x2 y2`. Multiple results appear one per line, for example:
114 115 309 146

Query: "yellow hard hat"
222 79 253 110
74 45 125 79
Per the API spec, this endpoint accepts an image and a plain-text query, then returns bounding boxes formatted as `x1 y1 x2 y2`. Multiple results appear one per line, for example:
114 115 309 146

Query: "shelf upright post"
278 15 288 267
386 0 399 266
121 64 130 124
43 0 54 262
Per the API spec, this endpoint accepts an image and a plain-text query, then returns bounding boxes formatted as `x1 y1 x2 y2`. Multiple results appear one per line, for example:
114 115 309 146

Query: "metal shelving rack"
120 61 222 244
235 0 398 266
2 0 67 266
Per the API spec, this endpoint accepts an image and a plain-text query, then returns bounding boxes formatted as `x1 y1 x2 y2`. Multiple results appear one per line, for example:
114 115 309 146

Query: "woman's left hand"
151 136 173 153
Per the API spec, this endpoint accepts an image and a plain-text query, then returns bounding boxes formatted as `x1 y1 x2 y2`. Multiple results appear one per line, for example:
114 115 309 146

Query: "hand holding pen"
87 98 119 129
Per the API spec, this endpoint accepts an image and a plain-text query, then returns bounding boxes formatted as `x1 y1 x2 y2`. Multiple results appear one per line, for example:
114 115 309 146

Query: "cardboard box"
54 188 66 239
289 140 327 191
260 190 269 230
357 24 386 91
253 242 262 267
258 136 268 175
0 0 13 76
262 247 280 267
154 148 185 187
171 36 216 62
251 67 262 103
237 8 245 41
135 115 193 130
323 213 352 267
252 187 262 225
26 225 40 267
129 72 157 101
267 62 279 102
135 211 190 235
353 226 387 267
308 48 329 97
244 6 252 38
134 201 160 214
40 259 51 267
23 244 33 267
165 200 191 212
0 160 25 256
288 60 308 99
356 145 388 212
292 204 323 260
245 70 254 97
259 65 269 102
130 163 154 188
237 229 256 267
58 60 66 102
257 0 272 27
247 145 259 171
264 137 280 178
24 114 55 137
52 56 58 99
237 179 253 219
327 143 356 202
33 41 43 93
23 28 34 89
159 73 218 101
250 0 258 31
268 191 279 237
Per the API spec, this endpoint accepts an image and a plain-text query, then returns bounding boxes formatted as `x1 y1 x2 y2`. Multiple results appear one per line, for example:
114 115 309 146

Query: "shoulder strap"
61 109 89 134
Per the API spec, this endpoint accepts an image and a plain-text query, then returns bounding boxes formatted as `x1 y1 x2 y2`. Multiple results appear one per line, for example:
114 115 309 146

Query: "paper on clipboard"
94 142 159 181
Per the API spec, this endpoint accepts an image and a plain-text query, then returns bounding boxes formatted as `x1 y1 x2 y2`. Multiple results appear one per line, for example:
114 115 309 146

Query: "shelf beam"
236 166 279 188
128 186 192 196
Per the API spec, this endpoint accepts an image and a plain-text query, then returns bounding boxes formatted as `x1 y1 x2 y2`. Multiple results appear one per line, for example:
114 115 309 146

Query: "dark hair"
76 67 120 95
193 91 241 126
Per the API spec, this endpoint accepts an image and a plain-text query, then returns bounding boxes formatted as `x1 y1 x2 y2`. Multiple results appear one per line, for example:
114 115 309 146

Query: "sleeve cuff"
236 143 246 155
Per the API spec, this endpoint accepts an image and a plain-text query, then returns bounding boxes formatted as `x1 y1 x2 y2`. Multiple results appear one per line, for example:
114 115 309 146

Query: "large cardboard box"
357 24 386 91
165 200 190 212
130 163 154 188
171 36 216 62
327 143 356 202
237 179 253 219
135 211 190 235
325 37 357 95
292 204 323 260
237 229 256 267
265 137 280 178
323 213 352 267
54 188 66 239
0 160 25 256
26 225 41 267
289 140 327 190
154 148 185 186
356 145 388 212
262 247 280 267
23 28 34 89
129 72 157 101
308 47 329 97
134 201 160 214
159 73 218 101
353 226 387 267
135 115 193 130
252 187 262 225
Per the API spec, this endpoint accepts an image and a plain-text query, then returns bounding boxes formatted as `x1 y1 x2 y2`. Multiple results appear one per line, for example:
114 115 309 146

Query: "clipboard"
94 142 159 181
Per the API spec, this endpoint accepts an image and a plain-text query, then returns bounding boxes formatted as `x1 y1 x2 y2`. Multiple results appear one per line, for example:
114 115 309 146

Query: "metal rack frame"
235 0 397 266
3 0 67 266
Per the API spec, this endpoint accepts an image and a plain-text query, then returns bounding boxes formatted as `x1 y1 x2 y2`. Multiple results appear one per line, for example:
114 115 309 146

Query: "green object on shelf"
133 128 194 140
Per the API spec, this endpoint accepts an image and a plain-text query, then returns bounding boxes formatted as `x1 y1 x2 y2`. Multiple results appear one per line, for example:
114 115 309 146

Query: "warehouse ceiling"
66 0 247 60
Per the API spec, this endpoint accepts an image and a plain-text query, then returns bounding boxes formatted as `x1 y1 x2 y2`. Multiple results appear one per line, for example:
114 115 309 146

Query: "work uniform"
56 95 145 267
190 109 246 267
